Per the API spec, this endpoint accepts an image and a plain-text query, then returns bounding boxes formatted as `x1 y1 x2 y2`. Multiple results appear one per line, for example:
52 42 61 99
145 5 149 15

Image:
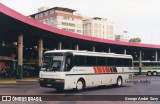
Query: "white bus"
39 50 134 91
134 61 160 76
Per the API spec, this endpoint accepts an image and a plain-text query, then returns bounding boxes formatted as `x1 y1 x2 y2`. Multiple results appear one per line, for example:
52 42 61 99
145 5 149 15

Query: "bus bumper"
39 78 64 89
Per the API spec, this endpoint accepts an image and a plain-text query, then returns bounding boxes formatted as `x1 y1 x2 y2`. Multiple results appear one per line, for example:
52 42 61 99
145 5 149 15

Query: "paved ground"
0 76 160 104
0 77 38 84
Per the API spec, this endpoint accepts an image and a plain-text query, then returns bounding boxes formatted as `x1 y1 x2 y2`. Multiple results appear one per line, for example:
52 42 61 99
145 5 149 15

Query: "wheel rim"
77 81 83 90
118 78 122 86
148 72 151 76
153 72 157 76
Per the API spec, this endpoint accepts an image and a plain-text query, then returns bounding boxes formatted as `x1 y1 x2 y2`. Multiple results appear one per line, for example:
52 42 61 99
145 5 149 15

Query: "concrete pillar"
18 33 23 79
58 42 62 50
155 50 158 61
124 49 127 54
75 44 79 50
139 50 142 75
38 38 43 68
108 48 111 53
92 46 95 52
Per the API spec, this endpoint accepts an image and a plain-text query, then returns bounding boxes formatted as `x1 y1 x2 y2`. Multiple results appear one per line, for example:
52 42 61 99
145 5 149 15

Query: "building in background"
30 7 115 40
115 31 129 42
115 35 129 42
83 17 115 40
30 7 83 34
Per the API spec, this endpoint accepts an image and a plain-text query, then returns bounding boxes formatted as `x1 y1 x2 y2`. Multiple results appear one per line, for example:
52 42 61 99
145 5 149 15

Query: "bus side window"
65 55 73 71
107 58 115 66
74 56 86 66
124 59 132 67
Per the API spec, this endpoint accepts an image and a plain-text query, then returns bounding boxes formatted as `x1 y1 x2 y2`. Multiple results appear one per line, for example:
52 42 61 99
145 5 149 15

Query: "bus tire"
116 76 123 87
75 79 85 91
147 71 152 76
153 71 157 76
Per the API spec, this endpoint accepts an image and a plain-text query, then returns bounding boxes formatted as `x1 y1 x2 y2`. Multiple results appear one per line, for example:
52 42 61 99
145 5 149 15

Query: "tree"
129 37 141 43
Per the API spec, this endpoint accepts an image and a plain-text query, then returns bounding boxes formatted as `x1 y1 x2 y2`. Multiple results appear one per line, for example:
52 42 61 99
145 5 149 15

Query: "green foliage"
129 37 141 43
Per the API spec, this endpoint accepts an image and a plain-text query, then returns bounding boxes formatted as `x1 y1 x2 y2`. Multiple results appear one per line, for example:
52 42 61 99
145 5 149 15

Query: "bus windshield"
42 54 64 71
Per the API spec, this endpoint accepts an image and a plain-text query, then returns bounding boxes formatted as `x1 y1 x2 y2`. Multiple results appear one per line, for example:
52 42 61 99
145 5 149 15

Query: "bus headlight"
55 79 64 83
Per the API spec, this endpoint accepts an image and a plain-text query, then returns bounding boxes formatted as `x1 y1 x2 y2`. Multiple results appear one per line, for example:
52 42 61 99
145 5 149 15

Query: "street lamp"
123 31 128 41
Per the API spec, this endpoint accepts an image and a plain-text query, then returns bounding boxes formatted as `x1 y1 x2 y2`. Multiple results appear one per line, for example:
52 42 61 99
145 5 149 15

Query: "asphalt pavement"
0 76 160 104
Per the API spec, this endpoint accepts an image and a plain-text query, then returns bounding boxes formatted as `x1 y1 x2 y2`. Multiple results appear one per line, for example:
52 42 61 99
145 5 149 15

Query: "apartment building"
30 7 83 34
83 17 115 40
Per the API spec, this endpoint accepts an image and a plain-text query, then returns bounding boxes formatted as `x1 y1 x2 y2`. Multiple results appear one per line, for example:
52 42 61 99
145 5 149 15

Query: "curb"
16 78 39 83
0 80 16 84
0 78 38 84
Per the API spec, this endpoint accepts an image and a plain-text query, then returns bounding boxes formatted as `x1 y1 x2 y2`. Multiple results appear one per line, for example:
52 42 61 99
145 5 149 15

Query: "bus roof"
44 50 133 59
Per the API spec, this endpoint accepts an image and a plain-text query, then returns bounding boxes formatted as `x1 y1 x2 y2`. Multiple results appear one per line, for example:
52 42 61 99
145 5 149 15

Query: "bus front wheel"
75 79 85 91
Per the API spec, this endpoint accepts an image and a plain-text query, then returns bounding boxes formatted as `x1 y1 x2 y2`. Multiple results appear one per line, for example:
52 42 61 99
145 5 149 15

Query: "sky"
1 0 160 45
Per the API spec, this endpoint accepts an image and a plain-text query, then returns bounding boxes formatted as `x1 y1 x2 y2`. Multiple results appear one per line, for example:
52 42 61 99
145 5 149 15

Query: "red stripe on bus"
93 67 98 73
105 67 110 73
97 67 103 73
102 67 106 73
94 67 111 73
